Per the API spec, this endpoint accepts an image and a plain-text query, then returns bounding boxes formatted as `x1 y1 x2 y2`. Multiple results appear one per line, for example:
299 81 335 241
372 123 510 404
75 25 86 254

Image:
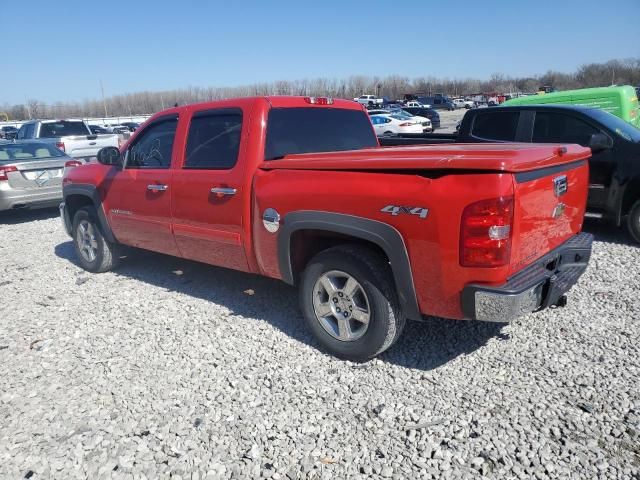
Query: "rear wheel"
72 206 119 272
627 199 640 244
299 246 405 361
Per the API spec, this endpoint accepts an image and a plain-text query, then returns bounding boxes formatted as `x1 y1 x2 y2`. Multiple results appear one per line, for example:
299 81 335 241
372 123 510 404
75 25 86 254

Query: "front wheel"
72 206 119 273
627 199 640 244
299 246 405 361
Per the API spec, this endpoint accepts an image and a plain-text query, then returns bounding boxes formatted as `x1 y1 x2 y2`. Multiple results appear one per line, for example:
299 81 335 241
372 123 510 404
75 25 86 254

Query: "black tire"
72 206 119 273
627 199 640 244
299 246 405 361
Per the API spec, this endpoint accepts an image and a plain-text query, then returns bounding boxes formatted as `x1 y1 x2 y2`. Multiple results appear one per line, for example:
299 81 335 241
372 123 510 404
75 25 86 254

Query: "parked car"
354 94 384 106
111 125 130 135
380 104 640 242
370 114 424 136
0 141 76 211
401 107 441 130
452 98 476 109
405 101 431 108
16 120 120 162
120 122 140 132
60 96 593 360
405 94 456 111
503 86 640 128
89 125 110 134
0 126 18 139
367 109 432 132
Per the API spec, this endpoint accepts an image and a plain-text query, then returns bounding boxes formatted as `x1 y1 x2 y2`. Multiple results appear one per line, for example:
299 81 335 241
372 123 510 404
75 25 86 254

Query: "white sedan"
369 110 432 133
370 114 424 137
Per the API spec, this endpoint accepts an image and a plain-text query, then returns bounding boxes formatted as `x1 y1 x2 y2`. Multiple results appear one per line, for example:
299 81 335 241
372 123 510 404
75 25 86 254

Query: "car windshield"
265 107 378 160
0 142 65 162
389 110 412 119
39 121 89 138
586 109 640 142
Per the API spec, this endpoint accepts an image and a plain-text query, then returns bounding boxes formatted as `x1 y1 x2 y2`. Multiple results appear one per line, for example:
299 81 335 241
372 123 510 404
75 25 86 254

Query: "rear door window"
533 112 599 145
184 109 242 169
38 121 88 137
471 112 519 141
265 108 378 160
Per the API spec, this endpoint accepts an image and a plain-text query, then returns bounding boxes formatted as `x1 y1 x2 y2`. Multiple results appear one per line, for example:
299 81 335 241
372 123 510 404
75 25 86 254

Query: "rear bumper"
0 187 62 211
461 232 593 322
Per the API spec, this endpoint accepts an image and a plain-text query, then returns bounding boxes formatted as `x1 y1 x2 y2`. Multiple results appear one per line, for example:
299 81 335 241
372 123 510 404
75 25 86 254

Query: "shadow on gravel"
0 207 59 225
55 240 504 370
582 218 637 247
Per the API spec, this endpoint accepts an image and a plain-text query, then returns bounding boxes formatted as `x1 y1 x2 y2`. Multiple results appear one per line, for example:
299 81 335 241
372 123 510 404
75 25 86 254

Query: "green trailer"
503 86 640 128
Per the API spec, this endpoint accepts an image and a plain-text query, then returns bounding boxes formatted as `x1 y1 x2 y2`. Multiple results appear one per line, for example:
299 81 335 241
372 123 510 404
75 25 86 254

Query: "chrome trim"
210 187 237 196
474 284 543 322
147 184 168 191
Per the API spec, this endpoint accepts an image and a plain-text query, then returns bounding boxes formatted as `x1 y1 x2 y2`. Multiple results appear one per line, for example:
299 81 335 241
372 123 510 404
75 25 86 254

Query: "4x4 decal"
380 205 429 219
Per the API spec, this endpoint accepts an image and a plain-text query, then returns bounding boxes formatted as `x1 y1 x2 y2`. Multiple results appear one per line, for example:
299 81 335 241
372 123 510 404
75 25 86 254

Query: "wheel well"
622 178 640 216
289 229 389 284
65 194 94 220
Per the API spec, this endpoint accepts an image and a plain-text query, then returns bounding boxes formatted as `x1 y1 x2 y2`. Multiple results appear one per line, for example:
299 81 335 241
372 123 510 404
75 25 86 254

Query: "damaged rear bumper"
461 232 593 322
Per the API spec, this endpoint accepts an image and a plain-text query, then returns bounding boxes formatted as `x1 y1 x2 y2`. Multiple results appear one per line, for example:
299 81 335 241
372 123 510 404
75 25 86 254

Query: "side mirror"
588 133 612 152
96 146 121 166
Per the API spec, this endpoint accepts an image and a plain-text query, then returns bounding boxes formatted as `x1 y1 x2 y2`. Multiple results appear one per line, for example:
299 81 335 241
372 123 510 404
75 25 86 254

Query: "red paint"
64 96 591 320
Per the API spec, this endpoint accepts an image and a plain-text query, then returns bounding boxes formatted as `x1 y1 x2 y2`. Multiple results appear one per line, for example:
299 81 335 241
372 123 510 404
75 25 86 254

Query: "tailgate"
510 157 590 275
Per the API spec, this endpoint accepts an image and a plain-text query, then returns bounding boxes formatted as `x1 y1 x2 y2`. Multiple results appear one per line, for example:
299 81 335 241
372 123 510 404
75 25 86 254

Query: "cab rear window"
265 108 377 160
39 121 89 138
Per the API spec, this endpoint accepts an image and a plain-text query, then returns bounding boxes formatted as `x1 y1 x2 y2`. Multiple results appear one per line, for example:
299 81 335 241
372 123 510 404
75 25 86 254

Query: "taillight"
55 142 66 152
304 97 334 105
0 165 17 181
64 160 83 168
460 196 514 267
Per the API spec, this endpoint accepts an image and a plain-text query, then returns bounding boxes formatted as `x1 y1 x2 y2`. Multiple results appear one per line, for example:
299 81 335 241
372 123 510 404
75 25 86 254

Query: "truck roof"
146 96 365 121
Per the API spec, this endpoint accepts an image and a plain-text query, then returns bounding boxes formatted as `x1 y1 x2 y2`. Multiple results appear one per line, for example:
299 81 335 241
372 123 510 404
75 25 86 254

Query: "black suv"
457 105 640 242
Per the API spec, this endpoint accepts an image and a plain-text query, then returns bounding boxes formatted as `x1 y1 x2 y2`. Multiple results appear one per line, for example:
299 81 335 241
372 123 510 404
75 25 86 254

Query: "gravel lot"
1 209 638 480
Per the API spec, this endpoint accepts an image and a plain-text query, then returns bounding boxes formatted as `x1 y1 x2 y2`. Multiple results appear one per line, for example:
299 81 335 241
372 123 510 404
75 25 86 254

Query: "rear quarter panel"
253 168 515 319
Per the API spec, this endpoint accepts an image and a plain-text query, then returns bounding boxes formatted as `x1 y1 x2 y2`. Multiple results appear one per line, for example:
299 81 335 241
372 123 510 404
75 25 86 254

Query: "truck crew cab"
60 96 593 360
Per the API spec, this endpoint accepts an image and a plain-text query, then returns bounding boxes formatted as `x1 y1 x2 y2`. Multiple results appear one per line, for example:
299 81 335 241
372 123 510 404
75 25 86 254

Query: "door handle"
210 187 237 196
147 184 168 192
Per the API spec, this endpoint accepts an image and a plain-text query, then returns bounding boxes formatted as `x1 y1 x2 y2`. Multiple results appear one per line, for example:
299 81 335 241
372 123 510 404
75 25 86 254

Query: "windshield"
39 121 89 138
0 142 65 162
389 110 412 119
586 109 640 142
265 108 378 160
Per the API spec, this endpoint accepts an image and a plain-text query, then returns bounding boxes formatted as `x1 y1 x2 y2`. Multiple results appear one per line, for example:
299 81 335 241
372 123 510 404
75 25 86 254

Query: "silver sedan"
0 141 76 211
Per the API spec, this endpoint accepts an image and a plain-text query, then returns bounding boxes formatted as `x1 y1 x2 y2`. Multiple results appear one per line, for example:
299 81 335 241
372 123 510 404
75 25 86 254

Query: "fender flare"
277 211 421 321
63 184 117 243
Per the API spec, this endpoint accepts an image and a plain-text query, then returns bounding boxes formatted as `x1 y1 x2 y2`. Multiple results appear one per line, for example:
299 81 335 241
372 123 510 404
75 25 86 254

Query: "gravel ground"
0 209 638 480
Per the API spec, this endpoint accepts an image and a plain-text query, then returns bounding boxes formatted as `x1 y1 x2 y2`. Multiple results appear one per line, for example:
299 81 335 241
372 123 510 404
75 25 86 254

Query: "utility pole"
100 80 108 118
160 94 165 111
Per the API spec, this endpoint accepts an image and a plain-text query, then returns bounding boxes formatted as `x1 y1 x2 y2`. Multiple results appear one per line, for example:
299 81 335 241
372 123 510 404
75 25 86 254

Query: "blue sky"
3 0 639 104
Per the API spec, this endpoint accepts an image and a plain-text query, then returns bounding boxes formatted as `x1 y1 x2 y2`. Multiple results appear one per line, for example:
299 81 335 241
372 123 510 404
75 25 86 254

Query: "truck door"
102 114 180 256
170 107 250 272
531 111 613 208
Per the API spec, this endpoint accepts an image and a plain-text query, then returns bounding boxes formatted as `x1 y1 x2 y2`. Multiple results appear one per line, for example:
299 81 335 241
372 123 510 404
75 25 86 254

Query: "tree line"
2 58 639 121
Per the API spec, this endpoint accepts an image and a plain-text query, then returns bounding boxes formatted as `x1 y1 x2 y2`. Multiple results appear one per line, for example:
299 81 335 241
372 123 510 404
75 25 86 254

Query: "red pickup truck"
60 96 593 360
